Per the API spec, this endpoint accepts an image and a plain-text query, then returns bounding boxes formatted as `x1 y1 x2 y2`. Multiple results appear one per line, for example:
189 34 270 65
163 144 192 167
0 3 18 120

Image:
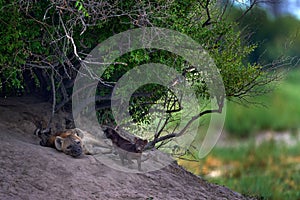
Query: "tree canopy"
0 0 283 156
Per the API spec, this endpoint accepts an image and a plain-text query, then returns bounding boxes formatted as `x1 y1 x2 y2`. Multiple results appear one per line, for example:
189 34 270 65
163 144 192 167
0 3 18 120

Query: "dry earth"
0 96 256 200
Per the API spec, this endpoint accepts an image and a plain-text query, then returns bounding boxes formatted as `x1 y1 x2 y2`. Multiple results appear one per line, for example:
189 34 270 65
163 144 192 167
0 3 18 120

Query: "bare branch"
47 67 56 129
201 0 212 27
147 100 224 149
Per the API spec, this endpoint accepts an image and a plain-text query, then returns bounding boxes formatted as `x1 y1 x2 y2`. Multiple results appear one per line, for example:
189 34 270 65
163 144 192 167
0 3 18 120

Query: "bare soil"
0 96 255 200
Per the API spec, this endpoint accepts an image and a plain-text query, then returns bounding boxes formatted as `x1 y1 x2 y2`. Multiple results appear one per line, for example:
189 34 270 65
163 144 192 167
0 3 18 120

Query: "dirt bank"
0 96 255 200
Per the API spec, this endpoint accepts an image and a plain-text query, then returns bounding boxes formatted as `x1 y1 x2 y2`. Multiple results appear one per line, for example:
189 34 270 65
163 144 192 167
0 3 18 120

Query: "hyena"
104 127 148 171
35 128 84 157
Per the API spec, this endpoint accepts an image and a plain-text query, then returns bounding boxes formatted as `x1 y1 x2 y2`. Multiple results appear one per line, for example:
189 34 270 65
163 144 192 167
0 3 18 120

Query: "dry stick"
235 0 258 22
148 103 223 148
47 67 56 129
153 93 169 139
154 92 175 139
148 92 182 149
154 121 180 150
201 0 212 27
150 79 185 148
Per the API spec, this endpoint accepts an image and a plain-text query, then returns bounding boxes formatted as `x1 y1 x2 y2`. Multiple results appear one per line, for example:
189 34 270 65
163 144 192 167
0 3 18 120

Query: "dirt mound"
0 96 254 200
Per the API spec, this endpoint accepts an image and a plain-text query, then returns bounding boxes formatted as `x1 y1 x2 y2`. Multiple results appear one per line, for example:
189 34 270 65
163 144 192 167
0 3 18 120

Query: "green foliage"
0 1 51 94
0 0 278 134
150 1 265 99
75 0 89 17
227 7 300 64
0 0 269 99
0 2 26 91
97 1 266 124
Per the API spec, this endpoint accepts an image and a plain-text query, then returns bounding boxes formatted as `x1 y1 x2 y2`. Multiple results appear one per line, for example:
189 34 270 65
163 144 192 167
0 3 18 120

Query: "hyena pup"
104 127 148 171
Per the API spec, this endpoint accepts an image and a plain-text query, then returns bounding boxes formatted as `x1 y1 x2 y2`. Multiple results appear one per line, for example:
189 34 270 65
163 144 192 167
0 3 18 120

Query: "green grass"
209 142 300 200
179 141 300 200
225 69 300 137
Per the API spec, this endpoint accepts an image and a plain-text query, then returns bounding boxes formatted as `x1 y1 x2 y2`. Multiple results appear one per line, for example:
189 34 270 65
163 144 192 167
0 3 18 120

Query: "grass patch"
178 140 300 200
225 69 300 137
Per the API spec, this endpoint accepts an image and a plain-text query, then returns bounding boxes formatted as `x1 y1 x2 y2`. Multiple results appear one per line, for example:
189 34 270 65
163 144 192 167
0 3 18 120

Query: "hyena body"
35 126 147 170
35 128 84 157
104 127 148 171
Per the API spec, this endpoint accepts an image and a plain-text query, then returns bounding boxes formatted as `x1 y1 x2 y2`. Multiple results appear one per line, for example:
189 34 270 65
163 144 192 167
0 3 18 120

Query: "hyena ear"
74 129 84 138
54 136 64 151
143 139 148 145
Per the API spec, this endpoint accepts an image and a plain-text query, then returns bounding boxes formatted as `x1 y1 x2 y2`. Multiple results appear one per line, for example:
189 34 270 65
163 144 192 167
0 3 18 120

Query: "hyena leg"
136 155 142 171
127 153 134 164
118 150 126 165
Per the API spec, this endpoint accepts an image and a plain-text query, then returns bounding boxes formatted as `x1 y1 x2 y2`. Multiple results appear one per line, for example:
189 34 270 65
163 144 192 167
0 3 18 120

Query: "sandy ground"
0 96 255 200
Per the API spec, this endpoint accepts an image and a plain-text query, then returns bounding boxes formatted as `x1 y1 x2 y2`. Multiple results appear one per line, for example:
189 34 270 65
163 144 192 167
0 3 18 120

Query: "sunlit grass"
178 141 300 200
225 69 300 137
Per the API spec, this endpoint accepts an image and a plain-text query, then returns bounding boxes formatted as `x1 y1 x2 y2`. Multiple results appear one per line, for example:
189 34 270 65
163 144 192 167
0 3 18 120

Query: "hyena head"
103 127 118 142
133 137 148 153
54 129 84 158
